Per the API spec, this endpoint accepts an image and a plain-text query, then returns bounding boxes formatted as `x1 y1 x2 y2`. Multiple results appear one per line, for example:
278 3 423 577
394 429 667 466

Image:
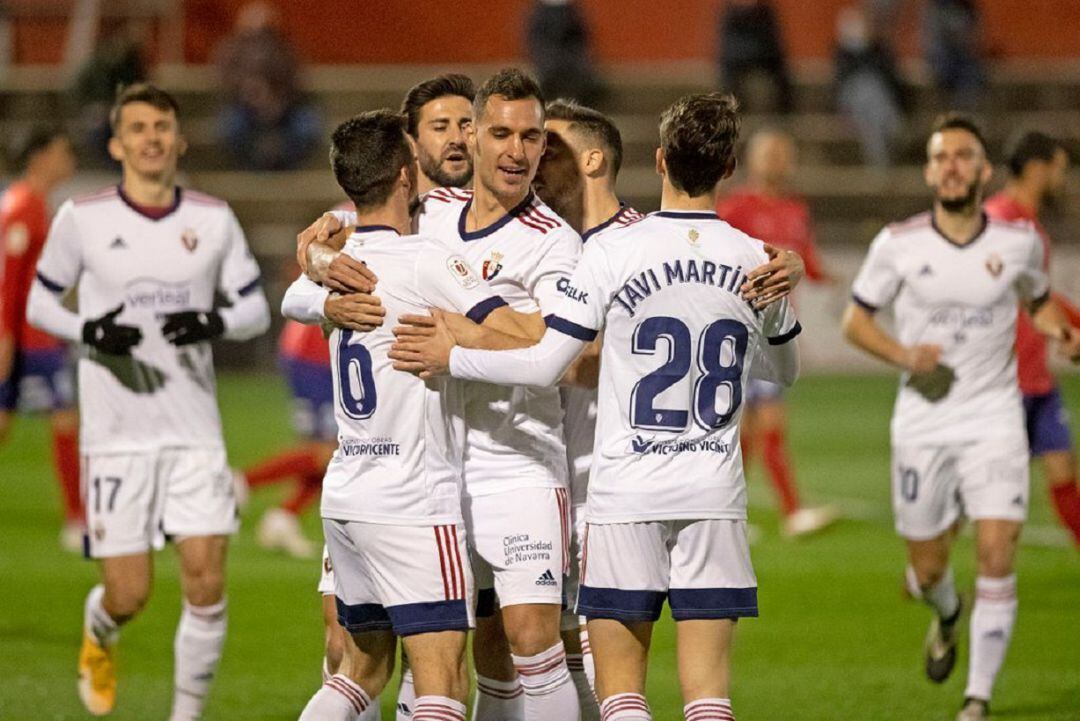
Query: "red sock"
51 427 83 522
244 448 323 488
762 428 800 517
1049 478 1080 546
281 473 322 515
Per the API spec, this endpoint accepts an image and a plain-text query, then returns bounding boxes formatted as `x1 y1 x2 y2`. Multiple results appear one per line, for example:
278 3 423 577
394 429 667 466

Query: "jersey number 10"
630 317 748 432
337 329 377 419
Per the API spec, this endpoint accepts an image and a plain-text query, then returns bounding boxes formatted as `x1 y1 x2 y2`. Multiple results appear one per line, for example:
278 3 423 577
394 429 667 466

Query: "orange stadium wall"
10 0 1080 65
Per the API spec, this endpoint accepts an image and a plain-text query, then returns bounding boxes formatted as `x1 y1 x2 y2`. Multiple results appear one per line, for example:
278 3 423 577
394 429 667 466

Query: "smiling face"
468 95 545 204
108 101 186 182
414 94 474 189
925 128 991 213
534 119 585 224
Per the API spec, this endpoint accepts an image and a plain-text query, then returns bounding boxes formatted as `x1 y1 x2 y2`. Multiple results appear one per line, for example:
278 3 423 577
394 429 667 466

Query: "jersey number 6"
630 316 748 432
336 329 377 419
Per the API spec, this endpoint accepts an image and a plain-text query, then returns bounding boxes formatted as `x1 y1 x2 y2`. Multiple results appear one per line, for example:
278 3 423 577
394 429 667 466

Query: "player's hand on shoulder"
742 244 805 309
310 249 377 294
82 305 143 355
389 309 456 379
324 292 386 332
297 213 351 272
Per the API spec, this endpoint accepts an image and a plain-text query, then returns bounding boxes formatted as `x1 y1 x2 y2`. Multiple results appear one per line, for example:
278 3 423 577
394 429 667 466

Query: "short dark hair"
473 68 545 122
401 74 476 138
929 112 988 153
109 82 181 133
330 110 412 211
13 126 68 172
1005 130 1065 177
546 99 624 178
659 93 741 197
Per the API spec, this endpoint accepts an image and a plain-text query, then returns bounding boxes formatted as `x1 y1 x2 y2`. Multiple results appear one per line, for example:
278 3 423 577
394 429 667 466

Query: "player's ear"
722 156 737 180
176 133 188 158
465 122 478 155
107 135 125 163
655 147 666 178
583 148 604 177
980 160 993 186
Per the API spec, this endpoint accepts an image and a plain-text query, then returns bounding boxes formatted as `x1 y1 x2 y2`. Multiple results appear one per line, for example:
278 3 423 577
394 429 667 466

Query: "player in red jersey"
717 129 839 537
984 130 1080 546
0 126 81 551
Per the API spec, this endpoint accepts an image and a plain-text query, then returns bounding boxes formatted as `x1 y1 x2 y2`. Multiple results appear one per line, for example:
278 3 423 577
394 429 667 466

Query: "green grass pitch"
1 373 1078 720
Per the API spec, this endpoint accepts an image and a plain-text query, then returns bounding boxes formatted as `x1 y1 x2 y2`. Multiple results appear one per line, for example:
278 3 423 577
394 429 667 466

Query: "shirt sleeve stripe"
35 271 66 293
237 275 263 297
851 293 878 314
767 320 802 346
465 296 508 324
545 314 598 342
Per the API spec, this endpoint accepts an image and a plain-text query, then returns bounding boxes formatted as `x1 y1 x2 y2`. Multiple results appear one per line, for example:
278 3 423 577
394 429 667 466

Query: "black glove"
82 305 143 355
161 310 225 346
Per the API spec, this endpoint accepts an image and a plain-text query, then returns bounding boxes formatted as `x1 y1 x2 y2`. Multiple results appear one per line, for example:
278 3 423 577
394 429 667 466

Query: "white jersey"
851 212 1049 446
561 204 645 505
419 188 583 495
35 186 262 453
548 210 800 523
298 227 508 525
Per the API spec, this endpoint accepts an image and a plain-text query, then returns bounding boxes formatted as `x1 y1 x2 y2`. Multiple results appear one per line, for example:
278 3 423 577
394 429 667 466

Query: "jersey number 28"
337 329 377 419
630 317 748 432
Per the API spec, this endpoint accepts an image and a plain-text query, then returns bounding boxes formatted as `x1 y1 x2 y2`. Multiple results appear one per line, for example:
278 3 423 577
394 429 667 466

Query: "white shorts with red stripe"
465 486 570 612
323 519 474 636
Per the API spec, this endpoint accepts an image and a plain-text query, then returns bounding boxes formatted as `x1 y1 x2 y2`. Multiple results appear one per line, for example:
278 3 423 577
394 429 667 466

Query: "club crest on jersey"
688 229 700 246
482 251 504 281
447 256 480 289
985 253 1003 277
181 228 198 252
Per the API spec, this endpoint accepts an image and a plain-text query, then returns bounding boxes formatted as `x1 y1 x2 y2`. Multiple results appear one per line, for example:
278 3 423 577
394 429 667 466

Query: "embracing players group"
11 65 1080 721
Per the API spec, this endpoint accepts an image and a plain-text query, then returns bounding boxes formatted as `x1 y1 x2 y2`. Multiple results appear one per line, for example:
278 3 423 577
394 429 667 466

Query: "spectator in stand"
923 0 985 108
717 129 840 537
526 0 605 106
215 2 322 171
834 4 909 168
717 0 794 113
0 127 82 551
984 131 1080 547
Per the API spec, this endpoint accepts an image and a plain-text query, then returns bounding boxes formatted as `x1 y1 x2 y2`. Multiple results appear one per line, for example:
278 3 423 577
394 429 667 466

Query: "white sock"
360 698 383 720
83 584 119 645
169 599 227 721
599 693 651 720
300 674 374 721
580 625 596 693
965 575 1018 702
921 567 960 620
566 653 600 720
512 643 581 721
412 696 466 721
684 698 735 721
473 675 524 721
396 668 415 720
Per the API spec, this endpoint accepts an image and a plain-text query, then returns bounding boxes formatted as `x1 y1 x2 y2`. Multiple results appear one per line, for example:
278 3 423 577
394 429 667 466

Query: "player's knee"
504 612 561 657
182 566 226 606
976 544 1015 578
324 625 346 675
104 581 151 620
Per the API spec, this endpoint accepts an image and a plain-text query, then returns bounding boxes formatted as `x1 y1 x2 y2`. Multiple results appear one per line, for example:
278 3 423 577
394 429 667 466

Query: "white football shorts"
324 519 474 636
577 518 758 622
318 544 335 595
465 486 570 614
891 434 1030 540
561 501 588 631
82 446 238 558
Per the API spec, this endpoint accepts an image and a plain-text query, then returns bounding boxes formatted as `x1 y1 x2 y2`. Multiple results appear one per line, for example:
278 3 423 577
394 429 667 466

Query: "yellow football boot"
78 631 116 716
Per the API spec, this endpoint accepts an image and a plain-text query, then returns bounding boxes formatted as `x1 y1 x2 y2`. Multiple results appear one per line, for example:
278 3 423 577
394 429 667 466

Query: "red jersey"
984 191 1080 395
0 181 63 350
278 319 330 365
717 187 827 281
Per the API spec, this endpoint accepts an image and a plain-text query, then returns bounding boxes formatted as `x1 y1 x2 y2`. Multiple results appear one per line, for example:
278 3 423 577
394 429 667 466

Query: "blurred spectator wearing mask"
526 0 606 106
717 0 794 113
716 129 840 538
834 4 909 167
215 2 322 171
923 0 985 109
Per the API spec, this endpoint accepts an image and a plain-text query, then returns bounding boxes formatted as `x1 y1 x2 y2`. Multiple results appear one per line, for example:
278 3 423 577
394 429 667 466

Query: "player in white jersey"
289 110 533 721
842 113 1080 721
391 93 802 721
306 69 585 721
25 84 270 720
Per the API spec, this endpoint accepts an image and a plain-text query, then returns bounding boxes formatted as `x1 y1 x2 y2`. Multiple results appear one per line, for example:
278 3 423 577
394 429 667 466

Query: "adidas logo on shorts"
535 569 558 587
